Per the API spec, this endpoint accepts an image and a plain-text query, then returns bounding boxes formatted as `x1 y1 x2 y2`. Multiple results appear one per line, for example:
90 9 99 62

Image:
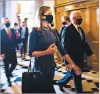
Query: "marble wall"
0 0 17 28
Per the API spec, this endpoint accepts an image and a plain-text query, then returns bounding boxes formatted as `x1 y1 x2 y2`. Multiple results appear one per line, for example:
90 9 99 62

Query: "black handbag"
22 57 55 93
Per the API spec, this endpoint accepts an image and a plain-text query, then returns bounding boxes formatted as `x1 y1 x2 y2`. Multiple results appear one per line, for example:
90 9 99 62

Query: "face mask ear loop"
41 12 46 20
41 16 46 20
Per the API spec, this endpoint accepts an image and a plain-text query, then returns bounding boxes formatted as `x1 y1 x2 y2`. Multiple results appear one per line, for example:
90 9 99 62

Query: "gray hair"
70 11 82 23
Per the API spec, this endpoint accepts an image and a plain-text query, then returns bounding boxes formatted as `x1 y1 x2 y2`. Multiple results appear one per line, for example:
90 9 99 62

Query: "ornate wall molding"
55 0 99 8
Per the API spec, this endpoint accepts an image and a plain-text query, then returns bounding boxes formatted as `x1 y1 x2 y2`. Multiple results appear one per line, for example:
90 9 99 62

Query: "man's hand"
64 54 82 75
66 64 72 71
1 54 5 59
90 54 97 62
72 64 82 75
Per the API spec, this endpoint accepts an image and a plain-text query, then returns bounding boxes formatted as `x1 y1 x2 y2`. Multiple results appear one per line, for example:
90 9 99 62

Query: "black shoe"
82 68 90 72
8 79 12 86
59 85 65 92
8 83 12 86
82 91 93 93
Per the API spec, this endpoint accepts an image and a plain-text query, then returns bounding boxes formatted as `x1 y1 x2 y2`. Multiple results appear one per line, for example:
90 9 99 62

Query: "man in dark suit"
59 16 71 41
1 18 18 86
19 21 29 59
58 11 96 93
13 23 20 51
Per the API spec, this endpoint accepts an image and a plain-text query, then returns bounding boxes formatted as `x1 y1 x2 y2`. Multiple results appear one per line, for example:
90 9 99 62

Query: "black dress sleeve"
53 30 67 56
29 28 38 56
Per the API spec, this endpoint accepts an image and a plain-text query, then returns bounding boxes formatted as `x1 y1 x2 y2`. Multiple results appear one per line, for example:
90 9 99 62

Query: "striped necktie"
77 26 83 39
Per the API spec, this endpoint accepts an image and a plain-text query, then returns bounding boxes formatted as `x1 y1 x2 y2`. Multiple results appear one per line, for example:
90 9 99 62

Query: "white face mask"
14 26 19 30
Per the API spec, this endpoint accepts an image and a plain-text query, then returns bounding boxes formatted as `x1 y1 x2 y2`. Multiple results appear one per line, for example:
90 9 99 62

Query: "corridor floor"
0 55 99 94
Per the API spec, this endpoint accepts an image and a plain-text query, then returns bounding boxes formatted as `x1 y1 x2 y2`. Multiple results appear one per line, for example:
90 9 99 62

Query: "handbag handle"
28 57 32 73
28 57 42 73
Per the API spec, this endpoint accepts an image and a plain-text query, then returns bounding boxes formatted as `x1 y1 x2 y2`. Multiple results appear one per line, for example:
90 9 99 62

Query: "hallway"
0 54 99 94
0 0 99 93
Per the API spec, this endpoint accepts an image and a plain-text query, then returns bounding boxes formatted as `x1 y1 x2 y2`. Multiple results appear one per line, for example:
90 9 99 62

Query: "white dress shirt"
5 27 11 34
21 26 26 39
72 23 83 39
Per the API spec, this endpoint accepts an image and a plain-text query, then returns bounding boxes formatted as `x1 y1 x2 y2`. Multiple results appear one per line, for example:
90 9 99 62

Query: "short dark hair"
63 16 70 21
14 23 18 26
24 18 28 21
4 17 9 21
4 17 9 20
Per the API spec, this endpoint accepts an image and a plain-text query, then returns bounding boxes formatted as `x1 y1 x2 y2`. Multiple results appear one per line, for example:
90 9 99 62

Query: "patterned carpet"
0 55 99 94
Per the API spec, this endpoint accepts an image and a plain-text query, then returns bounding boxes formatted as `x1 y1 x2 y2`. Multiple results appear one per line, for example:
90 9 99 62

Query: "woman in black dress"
29 6 81 92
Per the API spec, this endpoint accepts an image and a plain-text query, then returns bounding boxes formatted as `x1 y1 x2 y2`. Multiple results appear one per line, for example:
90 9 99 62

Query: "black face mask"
76 18 82 25
51 23 54 27
62 22 66 25
5 22 10 28
44 15 53 24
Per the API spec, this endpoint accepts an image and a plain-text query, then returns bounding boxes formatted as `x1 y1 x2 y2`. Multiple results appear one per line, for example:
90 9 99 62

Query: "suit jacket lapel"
79 27 85 41
3 29 10 40
71 24 82 40
3 29 12 40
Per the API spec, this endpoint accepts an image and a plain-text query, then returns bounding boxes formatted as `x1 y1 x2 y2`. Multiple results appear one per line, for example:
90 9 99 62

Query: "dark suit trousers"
72 70 83 93
59 69 83 93
3 49 17 80
64 55 83 92
21 38 27 56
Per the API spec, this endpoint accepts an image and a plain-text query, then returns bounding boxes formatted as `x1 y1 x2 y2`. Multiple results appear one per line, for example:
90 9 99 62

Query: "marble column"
0 0 6 29
0 1 3 29
44 0 55 25
44 0 62 63
5 0 17 28
34 0 44 27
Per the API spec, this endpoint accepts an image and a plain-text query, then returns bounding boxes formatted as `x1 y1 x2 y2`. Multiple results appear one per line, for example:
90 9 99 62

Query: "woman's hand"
46 43 57 54
72 64 82 75
31 43 57 57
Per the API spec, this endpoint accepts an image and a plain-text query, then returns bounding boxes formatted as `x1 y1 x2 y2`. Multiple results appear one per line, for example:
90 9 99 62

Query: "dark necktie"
7 30 12 40
15 29 19 39
77 26 82 39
